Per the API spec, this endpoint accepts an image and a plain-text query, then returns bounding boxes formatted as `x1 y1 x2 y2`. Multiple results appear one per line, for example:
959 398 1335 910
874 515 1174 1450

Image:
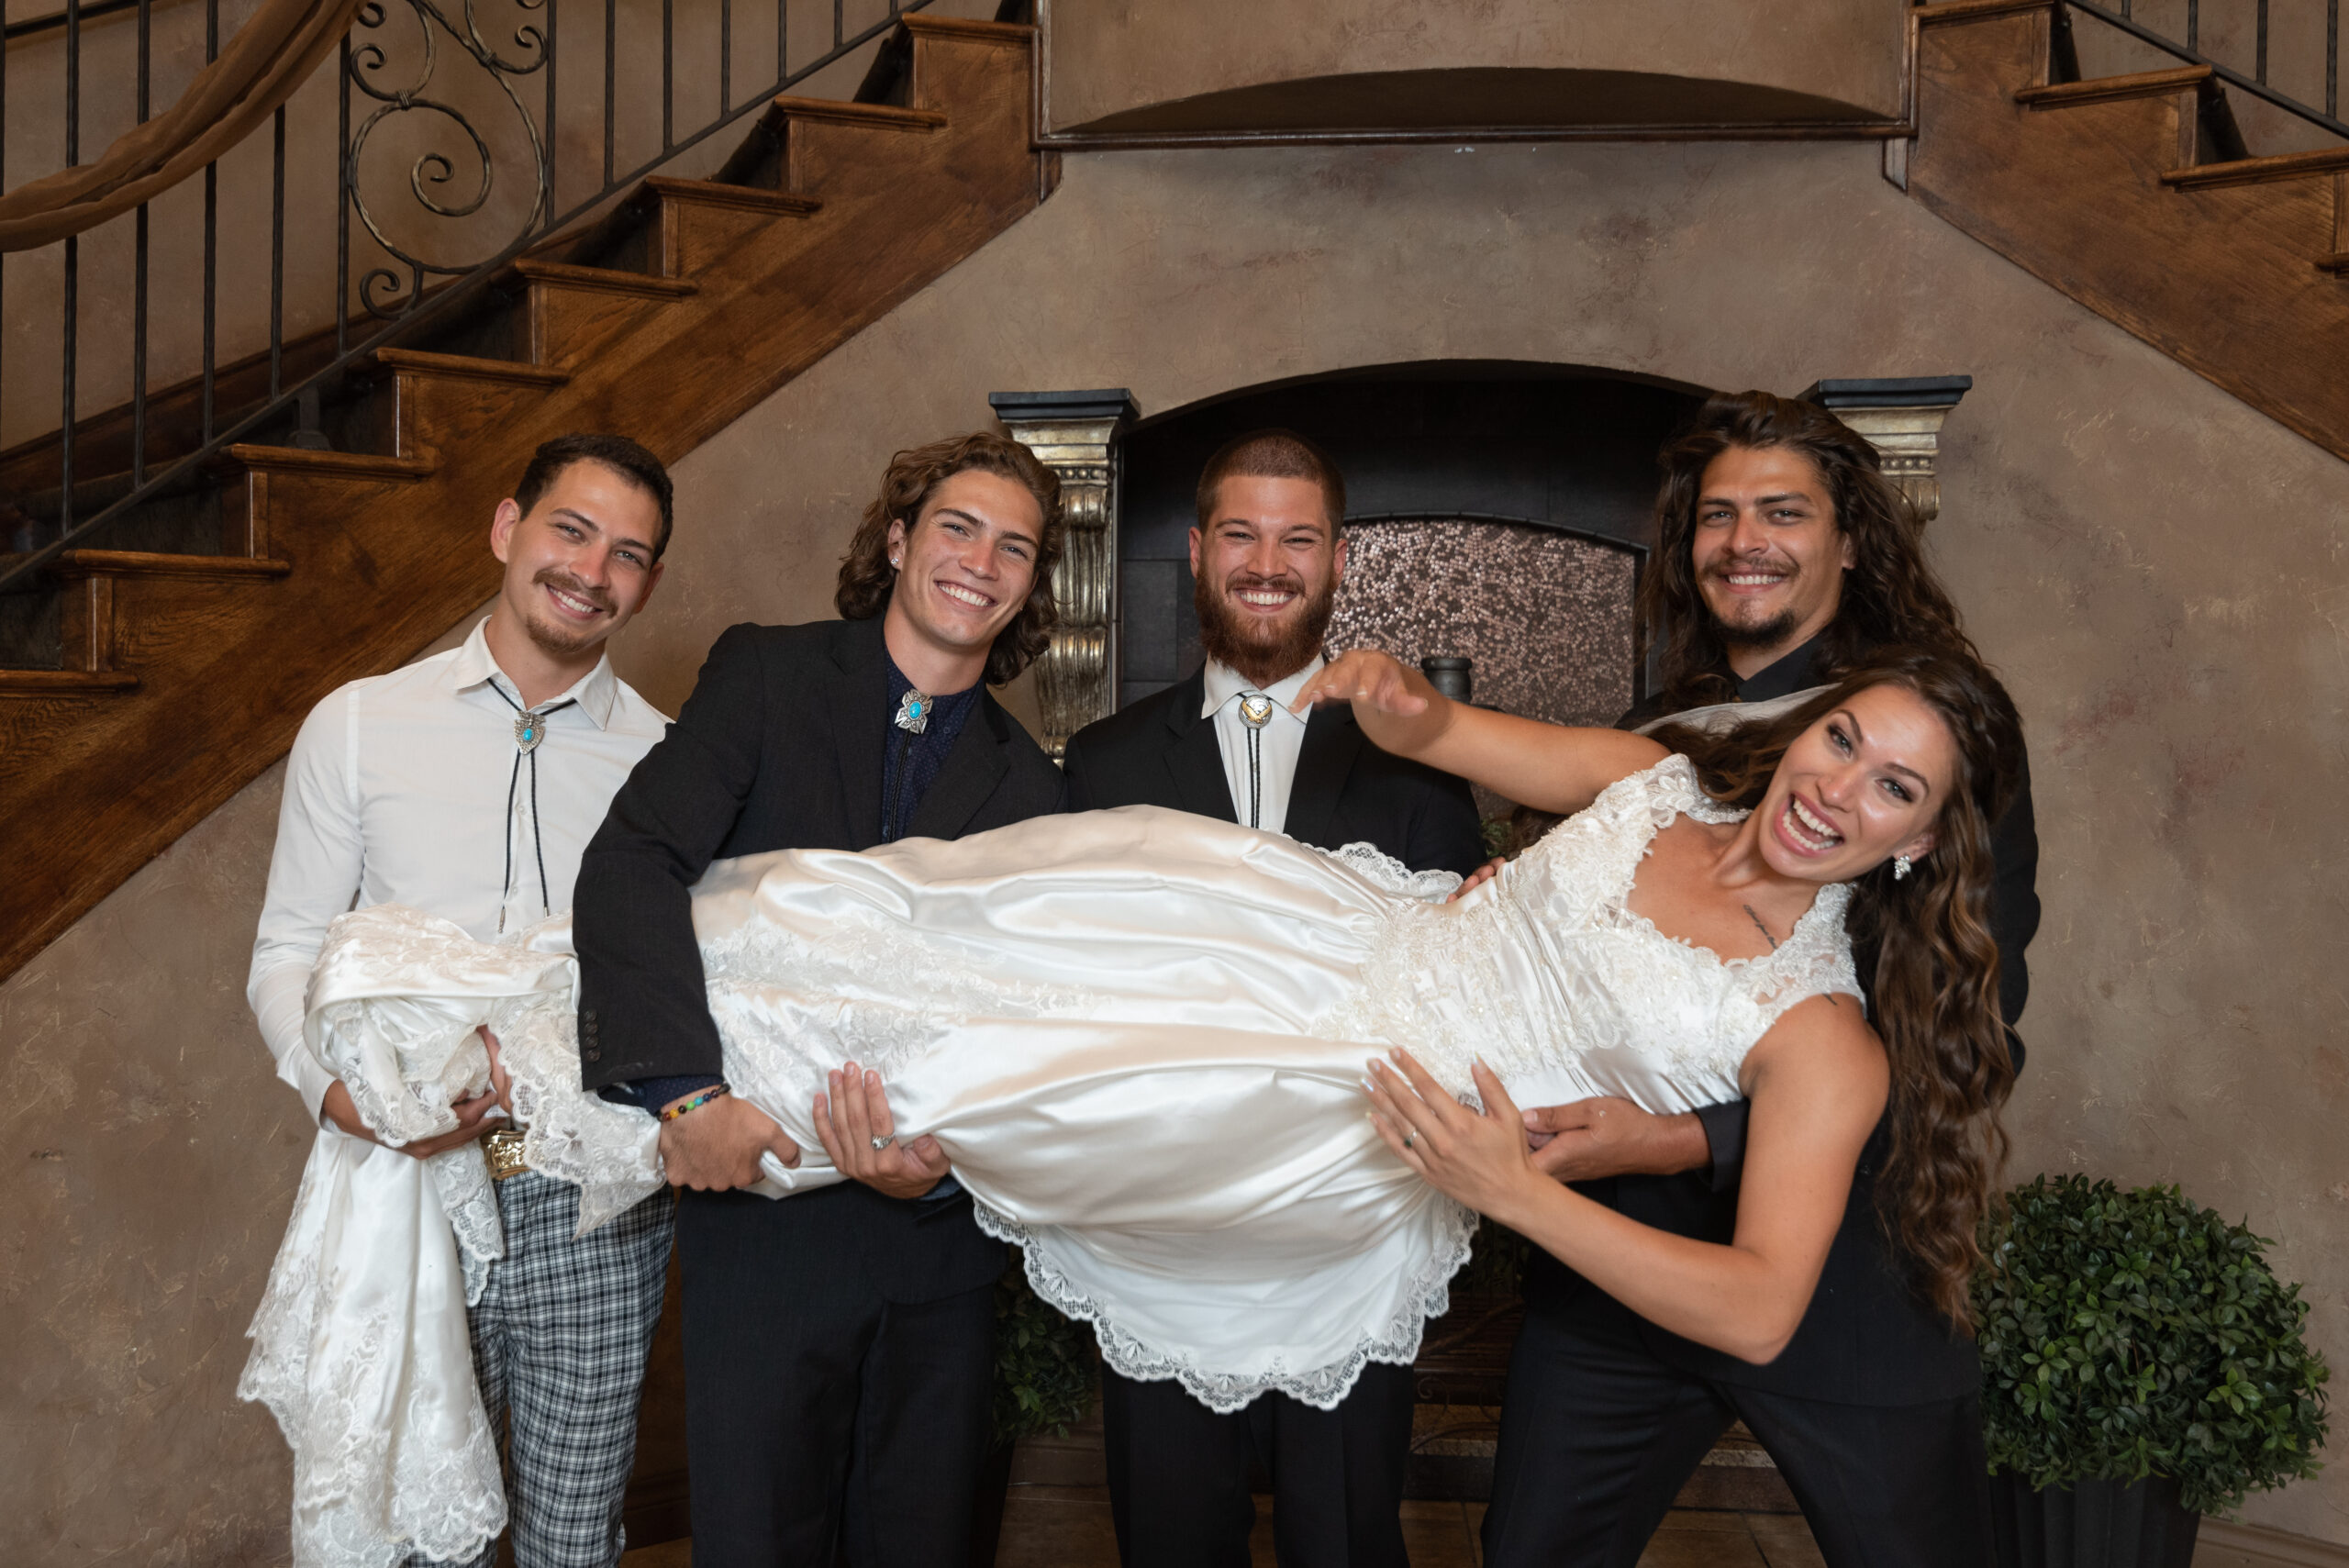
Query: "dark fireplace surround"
1117 361 1704 727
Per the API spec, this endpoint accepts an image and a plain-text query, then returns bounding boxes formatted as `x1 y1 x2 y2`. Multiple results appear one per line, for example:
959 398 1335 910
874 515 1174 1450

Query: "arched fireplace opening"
1115 362 1703 729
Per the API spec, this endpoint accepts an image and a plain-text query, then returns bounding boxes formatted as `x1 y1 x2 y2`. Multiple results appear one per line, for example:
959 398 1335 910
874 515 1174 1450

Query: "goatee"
1711 605 1801 651
1196 571 1338 689
522 569 614 658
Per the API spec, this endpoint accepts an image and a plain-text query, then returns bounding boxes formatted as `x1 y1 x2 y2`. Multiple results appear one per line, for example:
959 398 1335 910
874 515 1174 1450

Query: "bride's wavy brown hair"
1648 646 2025 1326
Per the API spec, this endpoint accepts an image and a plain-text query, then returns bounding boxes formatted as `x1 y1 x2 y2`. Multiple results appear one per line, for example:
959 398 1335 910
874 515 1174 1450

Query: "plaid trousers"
413 1173 674 1568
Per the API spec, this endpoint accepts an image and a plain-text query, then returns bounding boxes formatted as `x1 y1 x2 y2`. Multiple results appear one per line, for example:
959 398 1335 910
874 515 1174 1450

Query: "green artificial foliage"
1454 1215 1531 1298
1974 1174 2330 1514
991 1254 1097 1449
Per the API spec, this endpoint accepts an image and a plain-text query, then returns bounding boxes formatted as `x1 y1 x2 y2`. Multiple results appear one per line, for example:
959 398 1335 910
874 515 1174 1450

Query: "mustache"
1705 555 1799 579
533 567 614 612
1215 572 1309 597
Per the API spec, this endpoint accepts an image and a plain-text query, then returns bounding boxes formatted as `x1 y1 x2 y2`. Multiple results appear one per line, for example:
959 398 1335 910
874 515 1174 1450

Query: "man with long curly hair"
572 431 1067 1565
1481 391 2043 1567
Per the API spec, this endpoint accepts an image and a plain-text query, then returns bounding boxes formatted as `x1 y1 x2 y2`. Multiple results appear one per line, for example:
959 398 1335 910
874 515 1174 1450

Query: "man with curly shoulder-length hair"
573 430 1067 1565
1482 391 2042 1568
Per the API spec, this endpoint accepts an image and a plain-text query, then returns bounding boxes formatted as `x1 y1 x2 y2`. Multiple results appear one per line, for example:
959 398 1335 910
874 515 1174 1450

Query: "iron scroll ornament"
345 0 551 319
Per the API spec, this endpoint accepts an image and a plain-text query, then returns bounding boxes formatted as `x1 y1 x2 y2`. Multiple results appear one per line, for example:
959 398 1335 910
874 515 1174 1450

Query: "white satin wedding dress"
241 755 1861 1568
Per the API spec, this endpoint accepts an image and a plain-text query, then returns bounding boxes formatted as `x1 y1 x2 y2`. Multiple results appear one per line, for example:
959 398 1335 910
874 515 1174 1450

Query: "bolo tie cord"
488 684 577 933
1246 721 1263 829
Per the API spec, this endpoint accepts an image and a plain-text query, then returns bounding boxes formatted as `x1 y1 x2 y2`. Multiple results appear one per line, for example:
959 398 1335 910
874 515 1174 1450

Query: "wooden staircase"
0 14 1048 984
1906 0 2349 463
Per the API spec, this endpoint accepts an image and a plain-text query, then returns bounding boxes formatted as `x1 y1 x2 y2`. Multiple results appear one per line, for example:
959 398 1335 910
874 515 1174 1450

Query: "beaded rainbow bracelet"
658 1084 732 1122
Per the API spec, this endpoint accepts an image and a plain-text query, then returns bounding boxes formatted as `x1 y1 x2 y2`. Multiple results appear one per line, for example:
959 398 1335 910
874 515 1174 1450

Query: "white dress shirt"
247 618 669 1121
1201 654 1323 837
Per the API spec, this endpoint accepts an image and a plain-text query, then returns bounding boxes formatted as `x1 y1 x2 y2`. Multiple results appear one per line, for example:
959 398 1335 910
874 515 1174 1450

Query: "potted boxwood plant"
970 1255 1097 1567
1975 1174 2330 1567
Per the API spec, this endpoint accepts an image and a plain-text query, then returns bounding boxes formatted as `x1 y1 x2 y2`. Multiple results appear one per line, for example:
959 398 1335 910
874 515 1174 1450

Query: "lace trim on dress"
1328 841 1464 904
238 1142 507 1568
1318 756 1861 1097
972 1195 1480 1414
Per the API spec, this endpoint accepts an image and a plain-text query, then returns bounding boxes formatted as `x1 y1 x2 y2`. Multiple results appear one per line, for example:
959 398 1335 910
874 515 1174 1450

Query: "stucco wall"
1041 0 1908 133
6 130 2347 1559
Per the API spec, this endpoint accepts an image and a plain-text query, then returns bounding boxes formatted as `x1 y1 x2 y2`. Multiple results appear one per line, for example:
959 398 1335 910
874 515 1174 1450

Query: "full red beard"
1195 570 1338 689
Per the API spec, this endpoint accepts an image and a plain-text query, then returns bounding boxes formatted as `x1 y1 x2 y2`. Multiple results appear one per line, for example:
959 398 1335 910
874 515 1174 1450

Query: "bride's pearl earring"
1893 855 1913 882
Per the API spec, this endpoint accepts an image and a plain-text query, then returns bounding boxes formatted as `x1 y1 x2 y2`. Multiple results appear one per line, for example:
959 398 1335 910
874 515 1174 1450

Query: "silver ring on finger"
871 1134 896 1151
1403 1129 1417 1151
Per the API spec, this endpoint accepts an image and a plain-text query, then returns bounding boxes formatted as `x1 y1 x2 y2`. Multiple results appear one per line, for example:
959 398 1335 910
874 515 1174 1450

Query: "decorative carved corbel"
1799 375 1972 527
989 388 1141 756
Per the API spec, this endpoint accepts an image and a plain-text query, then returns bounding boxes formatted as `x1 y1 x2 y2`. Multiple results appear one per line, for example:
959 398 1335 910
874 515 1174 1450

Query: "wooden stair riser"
1909 5 2349 464
779 107 949 200
648 184 823 280
521 271 696 374
379 365 571 469
0 22 1042 983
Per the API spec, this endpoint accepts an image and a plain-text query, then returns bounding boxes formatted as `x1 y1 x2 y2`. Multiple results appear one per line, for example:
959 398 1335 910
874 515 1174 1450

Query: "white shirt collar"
447 617 619 729
1201 655 1324 725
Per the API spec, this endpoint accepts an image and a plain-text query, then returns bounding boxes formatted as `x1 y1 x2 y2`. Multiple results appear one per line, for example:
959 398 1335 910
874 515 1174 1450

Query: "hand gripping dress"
240 756 1860 1567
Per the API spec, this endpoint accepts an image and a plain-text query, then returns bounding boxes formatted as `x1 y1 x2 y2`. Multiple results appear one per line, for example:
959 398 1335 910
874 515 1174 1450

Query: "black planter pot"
1989 1471 2201 1568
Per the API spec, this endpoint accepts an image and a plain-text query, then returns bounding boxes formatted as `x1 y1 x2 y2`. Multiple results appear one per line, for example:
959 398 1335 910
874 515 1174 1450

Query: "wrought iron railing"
2054 0 2348 143
0 0 943 596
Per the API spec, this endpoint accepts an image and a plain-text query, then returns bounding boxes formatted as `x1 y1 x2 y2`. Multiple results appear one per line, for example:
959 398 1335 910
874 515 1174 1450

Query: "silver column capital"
990 389 1141 757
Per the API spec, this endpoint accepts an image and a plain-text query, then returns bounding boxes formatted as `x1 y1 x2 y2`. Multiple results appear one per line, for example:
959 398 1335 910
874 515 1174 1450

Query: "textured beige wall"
8 131 2348 1558
1042 0 1908 132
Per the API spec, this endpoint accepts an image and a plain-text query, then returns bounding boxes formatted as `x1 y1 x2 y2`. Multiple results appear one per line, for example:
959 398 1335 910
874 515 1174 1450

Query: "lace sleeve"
1329 842 1464 904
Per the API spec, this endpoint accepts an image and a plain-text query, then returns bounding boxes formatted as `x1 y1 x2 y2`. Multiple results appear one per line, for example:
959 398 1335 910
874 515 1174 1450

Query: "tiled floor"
618 1494 1828 1567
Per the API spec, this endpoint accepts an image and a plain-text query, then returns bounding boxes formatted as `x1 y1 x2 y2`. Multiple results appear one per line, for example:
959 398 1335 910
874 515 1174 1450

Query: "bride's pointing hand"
1363 1051 1542 1225
1294 651 1454 761
1292 649 1427 718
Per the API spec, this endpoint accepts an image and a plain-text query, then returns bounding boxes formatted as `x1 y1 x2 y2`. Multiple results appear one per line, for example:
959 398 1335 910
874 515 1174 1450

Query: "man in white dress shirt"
1063 429 1484 1568
248 434 676 1568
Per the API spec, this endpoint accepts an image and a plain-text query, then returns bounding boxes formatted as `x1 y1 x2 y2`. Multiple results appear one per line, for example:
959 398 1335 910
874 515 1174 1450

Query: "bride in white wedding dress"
244 644 2023 1568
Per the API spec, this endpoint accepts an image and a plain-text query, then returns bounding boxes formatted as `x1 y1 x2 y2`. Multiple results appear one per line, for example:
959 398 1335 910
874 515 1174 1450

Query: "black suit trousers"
1099 1362 1416 1568
677 1186 996 1567
1481 1290 1990 1568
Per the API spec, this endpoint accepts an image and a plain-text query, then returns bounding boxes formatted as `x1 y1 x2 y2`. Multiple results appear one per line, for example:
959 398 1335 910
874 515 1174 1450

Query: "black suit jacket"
573 615 1066 1300
1533 635 2043 1405
1060 668 1487 879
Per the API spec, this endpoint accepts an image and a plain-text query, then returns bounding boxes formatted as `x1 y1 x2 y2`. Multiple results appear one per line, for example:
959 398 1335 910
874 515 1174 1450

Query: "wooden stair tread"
2163 146 2349 190
506 259 698 297
219 445 436 480
2015 65 2211 108
896 14 1031 46
0 668 139 694
766 95 948 131
1915 0 2052 24
51 550 293 582
373 348 570 387
640 176 823 216
2317 253 2349 273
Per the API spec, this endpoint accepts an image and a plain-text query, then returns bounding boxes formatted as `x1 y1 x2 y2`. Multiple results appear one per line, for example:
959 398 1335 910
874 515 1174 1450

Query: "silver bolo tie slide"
1238 694 1275 829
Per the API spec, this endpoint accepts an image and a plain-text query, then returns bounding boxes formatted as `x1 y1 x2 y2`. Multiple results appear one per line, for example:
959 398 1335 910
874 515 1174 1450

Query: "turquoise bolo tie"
488 683 575 931
884 687 933 843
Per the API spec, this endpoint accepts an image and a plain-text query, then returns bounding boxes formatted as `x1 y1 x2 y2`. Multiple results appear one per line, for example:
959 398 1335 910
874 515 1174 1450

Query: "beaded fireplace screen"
1325 518 1640 728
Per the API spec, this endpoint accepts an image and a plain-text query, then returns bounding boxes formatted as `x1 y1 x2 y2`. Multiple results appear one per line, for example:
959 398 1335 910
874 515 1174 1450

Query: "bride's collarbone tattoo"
1628 818 1818 968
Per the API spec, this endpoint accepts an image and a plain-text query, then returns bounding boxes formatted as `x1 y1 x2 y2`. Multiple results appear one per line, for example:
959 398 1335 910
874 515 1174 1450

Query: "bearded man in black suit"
572 432 1068 1567
1063 428 1486 1568
1480 390 2042 1568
